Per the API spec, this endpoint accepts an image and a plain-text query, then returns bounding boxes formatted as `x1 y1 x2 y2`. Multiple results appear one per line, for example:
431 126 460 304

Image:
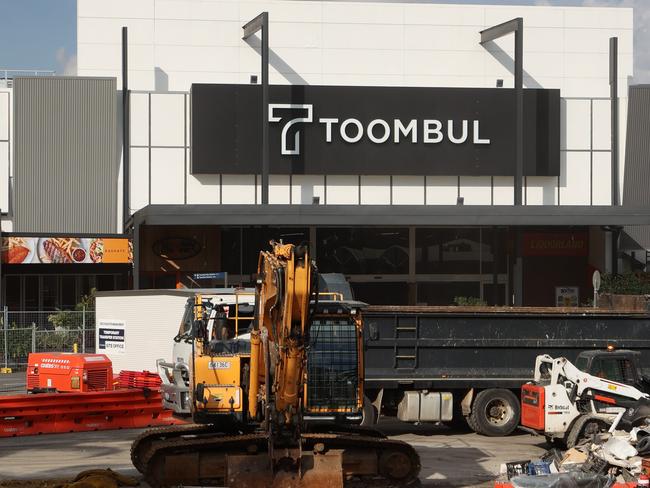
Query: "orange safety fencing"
0 388 185 437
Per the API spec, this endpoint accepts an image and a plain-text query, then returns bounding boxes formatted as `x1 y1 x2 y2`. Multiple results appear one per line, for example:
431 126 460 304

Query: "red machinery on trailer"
27 352 114 393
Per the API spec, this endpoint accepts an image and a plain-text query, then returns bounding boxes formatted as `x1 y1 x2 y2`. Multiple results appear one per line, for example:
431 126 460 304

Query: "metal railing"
0 69 55 87
1 308 95 372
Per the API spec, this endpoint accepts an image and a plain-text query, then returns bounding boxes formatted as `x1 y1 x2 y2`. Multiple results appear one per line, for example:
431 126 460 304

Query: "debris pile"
497 426 650 487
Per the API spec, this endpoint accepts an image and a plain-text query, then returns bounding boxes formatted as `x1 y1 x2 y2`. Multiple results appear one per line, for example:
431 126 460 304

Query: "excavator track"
131 428 420 488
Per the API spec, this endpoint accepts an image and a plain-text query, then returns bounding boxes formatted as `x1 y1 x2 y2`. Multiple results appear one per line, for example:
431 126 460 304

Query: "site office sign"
191 84 560 176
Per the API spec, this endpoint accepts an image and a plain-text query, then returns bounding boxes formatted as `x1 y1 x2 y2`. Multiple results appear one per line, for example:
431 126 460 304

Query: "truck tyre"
361 395 377 426
467 389 520 436
565 415 610 449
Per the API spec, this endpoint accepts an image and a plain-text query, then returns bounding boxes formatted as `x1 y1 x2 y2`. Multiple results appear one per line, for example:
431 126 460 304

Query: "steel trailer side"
362 306 650 435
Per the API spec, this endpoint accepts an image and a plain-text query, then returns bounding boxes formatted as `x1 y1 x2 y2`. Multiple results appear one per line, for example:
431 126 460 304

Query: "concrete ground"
0 418 548 487
0 372 26 395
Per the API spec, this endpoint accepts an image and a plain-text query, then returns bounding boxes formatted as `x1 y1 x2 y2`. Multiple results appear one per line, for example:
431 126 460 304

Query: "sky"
0 0 648 81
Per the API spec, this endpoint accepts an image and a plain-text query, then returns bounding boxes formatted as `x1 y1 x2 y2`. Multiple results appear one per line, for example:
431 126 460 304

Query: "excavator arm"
248 242 313 428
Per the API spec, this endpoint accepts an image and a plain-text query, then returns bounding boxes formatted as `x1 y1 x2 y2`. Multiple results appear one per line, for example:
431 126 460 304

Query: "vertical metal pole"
261 13 269 205
3 306 7 369
492 228 499 306
31 324 35 353
82 307 86 353
610 37 619 207
513 20 524 306
122 27 130 229
514 20 524 206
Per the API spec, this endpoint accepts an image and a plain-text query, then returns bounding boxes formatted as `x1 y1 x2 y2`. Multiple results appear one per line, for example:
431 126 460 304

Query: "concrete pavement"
0 419 548 487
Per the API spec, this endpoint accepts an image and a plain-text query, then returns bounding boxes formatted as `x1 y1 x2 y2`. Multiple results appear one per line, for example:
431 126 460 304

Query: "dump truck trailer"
362 306 650 436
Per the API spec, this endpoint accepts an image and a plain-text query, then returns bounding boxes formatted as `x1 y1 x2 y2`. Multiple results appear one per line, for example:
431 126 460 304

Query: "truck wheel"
361 396 377 426
565 415 609 449
467 389 520 437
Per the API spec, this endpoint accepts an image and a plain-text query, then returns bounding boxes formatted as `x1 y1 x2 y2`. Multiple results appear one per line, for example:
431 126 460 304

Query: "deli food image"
38 237 84 263
89 239 104 263
2 237 33 264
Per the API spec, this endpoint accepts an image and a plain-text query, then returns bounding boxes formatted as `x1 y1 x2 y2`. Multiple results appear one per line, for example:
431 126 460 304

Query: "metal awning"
131 204 650 227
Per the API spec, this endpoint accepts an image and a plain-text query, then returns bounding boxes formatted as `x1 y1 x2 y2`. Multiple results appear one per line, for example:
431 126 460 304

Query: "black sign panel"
191 84 560 176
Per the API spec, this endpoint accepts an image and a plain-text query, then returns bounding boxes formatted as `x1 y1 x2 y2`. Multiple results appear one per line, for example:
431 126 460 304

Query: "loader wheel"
467 389 520 437
565 416 610 449
361 395 377 426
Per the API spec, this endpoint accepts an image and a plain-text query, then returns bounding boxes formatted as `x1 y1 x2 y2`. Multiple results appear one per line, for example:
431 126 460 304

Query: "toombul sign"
191 84 560 176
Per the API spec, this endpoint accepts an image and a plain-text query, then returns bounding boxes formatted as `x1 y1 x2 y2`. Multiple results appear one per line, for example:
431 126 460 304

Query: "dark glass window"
61 276 76 309
316 228 409 275
415 228 481 274
221 227 242 275
241 228 309 275
24 276 39 311
351 282 409 305
5 275 21 310
96 274 116 292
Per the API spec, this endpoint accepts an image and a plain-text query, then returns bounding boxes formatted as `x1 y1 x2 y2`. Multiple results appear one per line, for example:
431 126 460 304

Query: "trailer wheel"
467 389 520 436
361 396 377 426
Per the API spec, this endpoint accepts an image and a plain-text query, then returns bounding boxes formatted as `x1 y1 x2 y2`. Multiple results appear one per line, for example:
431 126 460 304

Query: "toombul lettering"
269 103 491 156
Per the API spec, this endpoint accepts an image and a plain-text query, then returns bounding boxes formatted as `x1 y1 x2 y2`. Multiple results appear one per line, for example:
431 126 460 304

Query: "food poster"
2 237 133 264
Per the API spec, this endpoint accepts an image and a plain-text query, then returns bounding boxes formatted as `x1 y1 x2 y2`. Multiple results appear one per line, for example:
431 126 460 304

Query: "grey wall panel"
623 85 650 251
14 77 117 233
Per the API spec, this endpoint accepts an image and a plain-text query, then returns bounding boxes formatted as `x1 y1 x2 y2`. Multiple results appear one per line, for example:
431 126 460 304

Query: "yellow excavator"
131 242 420 487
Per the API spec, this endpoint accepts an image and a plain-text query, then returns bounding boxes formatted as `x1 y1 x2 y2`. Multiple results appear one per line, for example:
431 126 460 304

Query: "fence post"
82 307 86 354
32 324 36 353
3 306 7 370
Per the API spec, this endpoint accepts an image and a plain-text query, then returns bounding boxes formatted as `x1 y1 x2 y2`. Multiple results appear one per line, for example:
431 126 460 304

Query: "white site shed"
95 288 253 373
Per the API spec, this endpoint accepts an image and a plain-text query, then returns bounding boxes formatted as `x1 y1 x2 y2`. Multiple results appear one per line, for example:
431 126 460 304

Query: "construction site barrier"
0 388 184 437
117 370 162 389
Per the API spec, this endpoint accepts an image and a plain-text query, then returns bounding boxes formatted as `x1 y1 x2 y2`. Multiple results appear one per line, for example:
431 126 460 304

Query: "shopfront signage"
191 84 560 176
523 232 589 257
556 287 580 307
1 236 132 264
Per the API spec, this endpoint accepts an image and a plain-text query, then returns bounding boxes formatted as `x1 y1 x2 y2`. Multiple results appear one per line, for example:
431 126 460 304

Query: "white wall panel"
592 152 612 206
154 20 240 47
360 176 390 205
564 6 632 29
405 51 484 77
426 176 457 205
323 49 403 76
155 45 239 72
222 175 256 204
240 47 321 75
77 43 153 71
78 0 154 18
151 94 185 147
255 175 291 204
151 148 185 204
493 177 514 205
459 176 491 205
78 17 154 44
404 25 481 52
291 175 325 204
564 28 632 54
0 142 9 212
559 152 591 205
526 177 557 206
592 99 611 151
485 6 563 28
403 5 484 26
0 92 9 140
324 24 404 50
393 176 424 205
155 1 239 21
239 2 323 23
130 147 150 212
326 175 359 205
322 2 403 24
130 93 149 146
186 172 220 205
563 100 591 150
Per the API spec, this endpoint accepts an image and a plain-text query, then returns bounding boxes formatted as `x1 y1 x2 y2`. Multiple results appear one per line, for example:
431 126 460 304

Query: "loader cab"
574 350 650 393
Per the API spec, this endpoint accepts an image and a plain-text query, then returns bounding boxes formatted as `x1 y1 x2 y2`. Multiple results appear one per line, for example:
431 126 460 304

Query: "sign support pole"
480 18 525 305
243 12 270 205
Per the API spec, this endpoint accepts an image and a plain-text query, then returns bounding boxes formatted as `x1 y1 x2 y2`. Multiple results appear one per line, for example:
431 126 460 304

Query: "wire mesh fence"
1 309 96 372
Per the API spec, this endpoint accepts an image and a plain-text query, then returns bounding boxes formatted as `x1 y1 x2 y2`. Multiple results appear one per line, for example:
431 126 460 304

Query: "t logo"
269 104 313 155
